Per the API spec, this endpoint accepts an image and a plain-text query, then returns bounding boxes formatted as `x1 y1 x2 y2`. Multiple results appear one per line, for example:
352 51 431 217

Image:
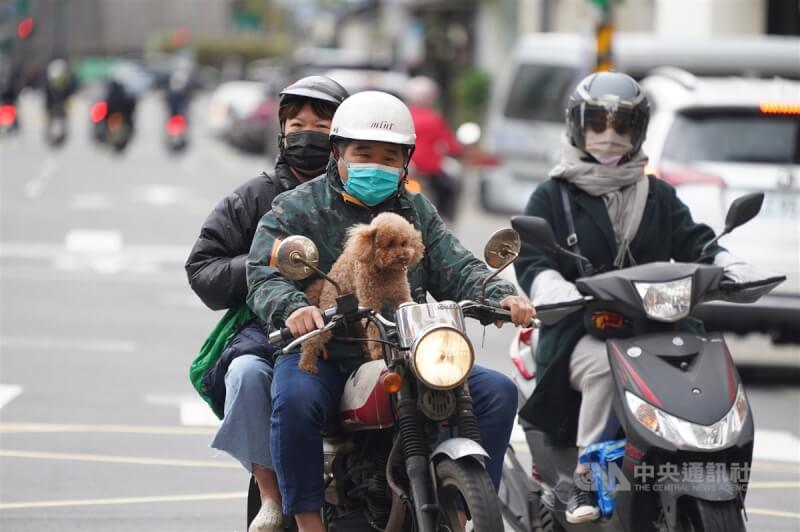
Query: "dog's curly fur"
300 212 424 373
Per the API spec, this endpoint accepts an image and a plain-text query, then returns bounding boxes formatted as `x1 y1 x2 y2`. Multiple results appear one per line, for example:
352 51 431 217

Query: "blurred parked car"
479 32 800 214
207 81 269 136
207 80 279 158
640 70 800 346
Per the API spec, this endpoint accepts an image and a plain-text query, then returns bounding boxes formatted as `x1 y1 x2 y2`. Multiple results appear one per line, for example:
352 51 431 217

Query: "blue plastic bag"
579 438 627 517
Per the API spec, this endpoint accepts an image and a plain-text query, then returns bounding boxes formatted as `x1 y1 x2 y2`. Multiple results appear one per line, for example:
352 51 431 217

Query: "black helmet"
279 75 349 108
566 72 650 160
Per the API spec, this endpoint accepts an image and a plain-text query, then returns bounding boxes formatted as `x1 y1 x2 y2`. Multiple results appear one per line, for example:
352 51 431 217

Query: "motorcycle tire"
679 498 745 532
537 498 566 532
435 458 505 531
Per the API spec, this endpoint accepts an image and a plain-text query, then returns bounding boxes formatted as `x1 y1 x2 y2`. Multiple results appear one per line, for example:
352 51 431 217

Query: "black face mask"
282 131 331 176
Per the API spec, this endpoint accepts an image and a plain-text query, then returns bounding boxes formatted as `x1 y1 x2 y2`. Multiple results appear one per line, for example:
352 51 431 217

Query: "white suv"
641 70 800 344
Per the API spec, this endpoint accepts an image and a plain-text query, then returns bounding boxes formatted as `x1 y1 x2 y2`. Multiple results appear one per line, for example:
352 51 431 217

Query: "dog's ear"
347 223 377 263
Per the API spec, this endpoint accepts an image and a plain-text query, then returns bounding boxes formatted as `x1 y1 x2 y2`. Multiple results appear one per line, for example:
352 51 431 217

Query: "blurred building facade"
16 0 230 62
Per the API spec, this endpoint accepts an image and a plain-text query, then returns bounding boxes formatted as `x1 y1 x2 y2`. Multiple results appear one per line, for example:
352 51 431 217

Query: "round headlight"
412 327 474 390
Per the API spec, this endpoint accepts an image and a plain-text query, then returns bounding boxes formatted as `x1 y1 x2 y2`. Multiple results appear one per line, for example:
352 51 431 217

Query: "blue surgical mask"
343 162 402 206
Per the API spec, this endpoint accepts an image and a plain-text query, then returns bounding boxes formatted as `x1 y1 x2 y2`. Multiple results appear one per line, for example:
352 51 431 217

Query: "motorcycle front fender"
430 437 489 464
654 468 741 532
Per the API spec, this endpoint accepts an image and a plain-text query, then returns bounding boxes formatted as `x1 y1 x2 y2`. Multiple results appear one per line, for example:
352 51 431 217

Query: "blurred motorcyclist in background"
0 56 24 132
165 68 193 118
105 78 136 128
43 58 76 145
405 75 464 222
44 58 76 113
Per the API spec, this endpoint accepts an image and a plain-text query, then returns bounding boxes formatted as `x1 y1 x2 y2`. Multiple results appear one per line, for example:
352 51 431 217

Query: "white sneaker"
248 499 284 532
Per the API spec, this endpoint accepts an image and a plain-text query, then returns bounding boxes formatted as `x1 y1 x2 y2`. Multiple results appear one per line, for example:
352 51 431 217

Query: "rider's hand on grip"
498 295 536 328
286 306 325 337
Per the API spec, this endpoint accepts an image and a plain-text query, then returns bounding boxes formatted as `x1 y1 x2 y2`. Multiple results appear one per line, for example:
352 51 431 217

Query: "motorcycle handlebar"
268 306 370 345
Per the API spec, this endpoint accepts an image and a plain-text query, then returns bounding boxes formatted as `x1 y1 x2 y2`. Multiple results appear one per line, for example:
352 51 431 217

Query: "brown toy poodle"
300 212 424 373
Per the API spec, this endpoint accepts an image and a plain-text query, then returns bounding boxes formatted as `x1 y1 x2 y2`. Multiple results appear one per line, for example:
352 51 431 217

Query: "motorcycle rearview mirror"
700 192 765 257
510 216 558 252
273 235 342 294
724 192 764 233
511 215 595 271
479 228 521 300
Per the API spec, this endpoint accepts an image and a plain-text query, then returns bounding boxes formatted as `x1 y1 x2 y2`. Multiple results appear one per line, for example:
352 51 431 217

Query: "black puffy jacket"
185 158 300 310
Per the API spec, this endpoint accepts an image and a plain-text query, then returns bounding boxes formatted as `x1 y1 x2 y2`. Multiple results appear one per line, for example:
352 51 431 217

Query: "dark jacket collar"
272 156 302 195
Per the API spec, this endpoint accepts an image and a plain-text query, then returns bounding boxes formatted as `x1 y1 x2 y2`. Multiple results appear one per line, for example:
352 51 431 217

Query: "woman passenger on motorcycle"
246 90 534 532
514 71 762 524
185 76 348 532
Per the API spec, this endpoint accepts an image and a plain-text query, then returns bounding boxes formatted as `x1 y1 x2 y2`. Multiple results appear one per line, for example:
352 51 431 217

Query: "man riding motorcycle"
513 71 772 525
245 90 534 532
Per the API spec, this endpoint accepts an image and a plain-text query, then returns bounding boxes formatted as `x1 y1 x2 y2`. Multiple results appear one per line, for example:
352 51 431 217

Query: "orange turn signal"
381 371 403 393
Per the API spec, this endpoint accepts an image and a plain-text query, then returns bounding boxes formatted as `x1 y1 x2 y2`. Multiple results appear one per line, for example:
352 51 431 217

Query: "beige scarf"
550 136 649 268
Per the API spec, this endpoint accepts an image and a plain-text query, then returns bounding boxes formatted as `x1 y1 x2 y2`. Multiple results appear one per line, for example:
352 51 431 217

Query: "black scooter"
500 192 785 532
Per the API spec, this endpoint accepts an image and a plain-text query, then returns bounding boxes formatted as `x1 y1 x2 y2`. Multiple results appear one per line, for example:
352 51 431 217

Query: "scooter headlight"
625 385 748 450
412 326 474 390
634 276 692 322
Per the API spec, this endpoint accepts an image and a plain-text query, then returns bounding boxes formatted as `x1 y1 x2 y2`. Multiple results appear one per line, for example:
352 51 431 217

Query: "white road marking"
754 429 800 464
0 239 190 277
69 193 113 211
64 229 123 254
134 184 183 207
0 491 246 510
146 394 221 427
0 337 135 353
0 422 214 435
23 157 57 199
0 385 22 410
0 449 237 469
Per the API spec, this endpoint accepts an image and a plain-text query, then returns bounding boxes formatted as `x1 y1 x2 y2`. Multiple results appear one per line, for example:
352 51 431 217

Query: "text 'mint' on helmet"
330 91 417 148
566 71 650 162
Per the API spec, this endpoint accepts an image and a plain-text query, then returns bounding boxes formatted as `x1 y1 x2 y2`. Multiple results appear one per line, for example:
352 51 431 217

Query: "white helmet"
405 75 439 108
330 90 416 146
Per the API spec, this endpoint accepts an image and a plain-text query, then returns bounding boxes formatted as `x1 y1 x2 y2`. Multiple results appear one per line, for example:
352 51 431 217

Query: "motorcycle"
498 192 785 532
45 100 68 147
164 113 188 153
248 228 527 531
0 101 18 135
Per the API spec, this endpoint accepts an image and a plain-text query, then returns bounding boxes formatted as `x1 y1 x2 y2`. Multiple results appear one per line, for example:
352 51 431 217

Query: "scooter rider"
185 76 349 532
44 58 76 115
513 71 770 524
246 90 534 532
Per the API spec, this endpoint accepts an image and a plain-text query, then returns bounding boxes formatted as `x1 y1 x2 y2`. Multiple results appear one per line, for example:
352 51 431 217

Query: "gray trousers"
210 355 274 473
569 335 617 448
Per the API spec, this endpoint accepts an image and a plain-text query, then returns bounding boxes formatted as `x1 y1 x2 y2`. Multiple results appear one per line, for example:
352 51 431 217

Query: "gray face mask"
585 129 633 166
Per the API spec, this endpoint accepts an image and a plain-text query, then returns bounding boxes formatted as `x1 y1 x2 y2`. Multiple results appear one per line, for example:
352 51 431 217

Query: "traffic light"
16 16 33 39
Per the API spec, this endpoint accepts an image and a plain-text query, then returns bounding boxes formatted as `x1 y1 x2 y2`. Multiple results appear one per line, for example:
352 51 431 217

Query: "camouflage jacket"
246 163 517 369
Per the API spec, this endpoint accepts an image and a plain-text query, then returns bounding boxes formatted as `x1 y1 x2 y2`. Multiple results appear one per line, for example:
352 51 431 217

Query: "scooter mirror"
510 216 558 251
484 228 521 269
273 235 320 281
724 192 764 233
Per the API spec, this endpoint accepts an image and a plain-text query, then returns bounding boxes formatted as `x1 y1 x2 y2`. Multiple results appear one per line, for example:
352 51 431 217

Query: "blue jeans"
211 355 274 473
270 353 517 515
